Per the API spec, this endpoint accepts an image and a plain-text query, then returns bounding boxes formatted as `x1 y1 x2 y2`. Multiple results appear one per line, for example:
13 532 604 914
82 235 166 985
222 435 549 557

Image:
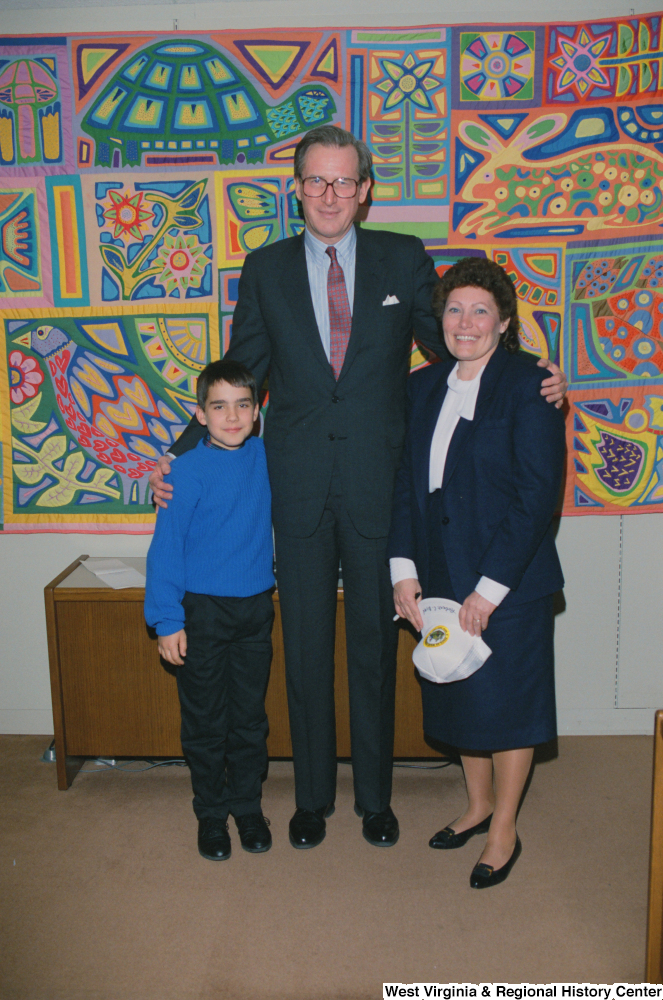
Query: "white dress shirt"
390 362 510 608
304 226 356 361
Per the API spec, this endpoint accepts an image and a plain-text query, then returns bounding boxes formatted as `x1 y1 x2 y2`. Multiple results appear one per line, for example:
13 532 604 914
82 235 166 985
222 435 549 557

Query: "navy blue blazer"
387 344 565 608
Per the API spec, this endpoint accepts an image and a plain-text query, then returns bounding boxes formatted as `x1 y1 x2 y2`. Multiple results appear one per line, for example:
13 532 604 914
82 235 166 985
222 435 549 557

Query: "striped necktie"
326 245 352 380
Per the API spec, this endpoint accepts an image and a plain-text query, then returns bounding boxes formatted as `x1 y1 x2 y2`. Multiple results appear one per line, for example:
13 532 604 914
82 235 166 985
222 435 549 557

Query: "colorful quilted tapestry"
1 20 663 530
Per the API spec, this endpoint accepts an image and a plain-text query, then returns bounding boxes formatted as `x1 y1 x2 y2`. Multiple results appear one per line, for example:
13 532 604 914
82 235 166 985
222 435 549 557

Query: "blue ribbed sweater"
145 436 274 637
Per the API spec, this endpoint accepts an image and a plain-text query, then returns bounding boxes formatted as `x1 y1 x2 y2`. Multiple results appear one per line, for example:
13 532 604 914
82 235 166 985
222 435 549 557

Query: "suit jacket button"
441 516 450 525
328 433 336 441
332 395 339 403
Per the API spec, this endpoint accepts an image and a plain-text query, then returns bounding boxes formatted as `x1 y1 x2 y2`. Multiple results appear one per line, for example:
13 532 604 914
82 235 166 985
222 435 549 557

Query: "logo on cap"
424 625 449 648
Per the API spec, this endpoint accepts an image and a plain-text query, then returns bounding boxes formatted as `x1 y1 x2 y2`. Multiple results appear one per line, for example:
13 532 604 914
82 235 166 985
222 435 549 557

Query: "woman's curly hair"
431 256 521 354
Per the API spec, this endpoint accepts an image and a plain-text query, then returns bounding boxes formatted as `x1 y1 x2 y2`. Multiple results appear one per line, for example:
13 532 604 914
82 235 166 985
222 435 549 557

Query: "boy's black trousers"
177 590 274 822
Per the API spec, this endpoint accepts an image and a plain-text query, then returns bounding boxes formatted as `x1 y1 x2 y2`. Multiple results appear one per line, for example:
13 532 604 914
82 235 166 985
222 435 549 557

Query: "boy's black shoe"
235 813 272 853
198 819 231 860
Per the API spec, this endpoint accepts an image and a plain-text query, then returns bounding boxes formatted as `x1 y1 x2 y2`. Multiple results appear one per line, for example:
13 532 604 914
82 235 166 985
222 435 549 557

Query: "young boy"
145 359 275 861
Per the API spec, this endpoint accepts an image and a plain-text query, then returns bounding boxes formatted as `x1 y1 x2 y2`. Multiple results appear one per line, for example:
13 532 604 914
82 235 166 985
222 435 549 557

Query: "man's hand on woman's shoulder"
536 357 567 408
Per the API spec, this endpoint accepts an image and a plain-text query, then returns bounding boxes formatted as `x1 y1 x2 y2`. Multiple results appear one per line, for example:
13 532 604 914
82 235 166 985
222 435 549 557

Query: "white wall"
5 0 663 32
2 0 663 737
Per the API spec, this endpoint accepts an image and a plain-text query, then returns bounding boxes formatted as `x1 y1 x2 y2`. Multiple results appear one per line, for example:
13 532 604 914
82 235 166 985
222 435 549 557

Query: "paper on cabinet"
84 558 146 589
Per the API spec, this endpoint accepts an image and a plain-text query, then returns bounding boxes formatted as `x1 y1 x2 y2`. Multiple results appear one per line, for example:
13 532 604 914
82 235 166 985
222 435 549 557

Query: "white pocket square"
382 294 400 306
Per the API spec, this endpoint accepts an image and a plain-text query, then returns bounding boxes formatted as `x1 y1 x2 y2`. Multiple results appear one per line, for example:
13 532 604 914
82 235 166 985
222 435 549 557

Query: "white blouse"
390 363 510 608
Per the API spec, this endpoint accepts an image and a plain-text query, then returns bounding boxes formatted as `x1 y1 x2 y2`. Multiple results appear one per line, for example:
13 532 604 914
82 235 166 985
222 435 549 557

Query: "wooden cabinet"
45 556 437 790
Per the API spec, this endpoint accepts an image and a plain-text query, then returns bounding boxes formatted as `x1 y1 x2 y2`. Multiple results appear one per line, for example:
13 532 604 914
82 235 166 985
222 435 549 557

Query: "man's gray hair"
293 125 373 183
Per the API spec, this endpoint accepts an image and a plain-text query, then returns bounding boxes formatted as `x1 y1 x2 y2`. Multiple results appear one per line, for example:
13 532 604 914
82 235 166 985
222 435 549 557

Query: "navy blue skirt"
421 489 557 751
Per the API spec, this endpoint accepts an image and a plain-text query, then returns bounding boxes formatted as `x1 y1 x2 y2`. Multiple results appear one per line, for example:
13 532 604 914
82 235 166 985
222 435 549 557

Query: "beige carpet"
0 735 653 999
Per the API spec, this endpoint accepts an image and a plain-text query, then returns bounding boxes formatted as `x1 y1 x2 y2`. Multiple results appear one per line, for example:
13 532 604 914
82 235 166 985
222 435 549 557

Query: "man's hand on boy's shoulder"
158 630 187 666
150 456 174 509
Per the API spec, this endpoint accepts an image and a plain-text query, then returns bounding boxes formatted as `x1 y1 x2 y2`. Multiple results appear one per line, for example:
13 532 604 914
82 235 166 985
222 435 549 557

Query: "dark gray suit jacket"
172 225 447 538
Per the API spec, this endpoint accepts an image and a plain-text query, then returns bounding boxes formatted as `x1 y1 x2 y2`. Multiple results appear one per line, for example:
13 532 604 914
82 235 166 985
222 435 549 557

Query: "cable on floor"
338 758 454 771
78 758 188 773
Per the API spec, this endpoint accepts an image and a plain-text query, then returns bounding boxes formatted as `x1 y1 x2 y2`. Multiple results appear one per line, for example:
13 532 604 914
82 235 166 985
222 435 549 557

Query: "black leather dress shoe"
470 835 522 889
235 813 272 853
198 818 231 861
429 813 492 850
354 804 399 847
289 804 335 849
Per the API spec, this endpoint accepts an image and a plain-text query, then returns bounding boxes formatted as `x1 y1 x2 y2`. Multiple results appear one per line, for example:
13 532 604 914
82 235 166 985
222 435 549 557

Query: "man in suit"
149 125 566 851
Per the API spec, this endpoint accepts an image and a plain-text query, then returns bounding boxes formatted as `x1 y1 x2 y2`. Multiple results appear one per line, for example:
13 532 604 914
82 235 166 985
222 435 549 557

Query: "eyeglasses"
301 176 359 198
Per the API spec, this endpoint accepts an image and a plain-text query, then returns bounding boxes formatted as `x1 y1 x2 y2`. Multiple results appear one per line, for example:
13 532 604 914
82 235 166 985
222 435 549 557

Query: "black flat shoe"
470 835 521 889
198 818 231 861
235 813 272 853
429 813 492 850
288 803 335 849
354 803 400 847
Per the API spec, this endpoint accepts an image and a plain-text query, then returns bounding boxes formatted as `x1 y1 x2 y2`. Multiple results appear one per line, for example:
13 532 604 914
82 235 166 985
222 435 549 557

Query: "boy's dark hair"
432 256 521 354
294 125 372 183
196 359 258 408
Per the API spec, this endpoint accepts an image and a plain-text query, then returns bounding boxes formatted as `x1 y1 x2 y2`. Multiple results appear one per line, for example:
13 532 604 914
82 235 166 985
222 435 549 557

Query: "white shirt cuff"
390 563 509 607
165 452 177 460
389 557 419 587
476 576 510 607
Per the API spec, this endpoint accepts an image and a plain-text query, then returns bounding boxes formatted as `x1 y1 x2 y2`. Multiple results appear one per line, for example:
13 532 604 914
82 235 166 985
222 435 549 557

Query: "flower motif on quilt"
154 233 209 295
549 27 611 98
365 48 449 205
8 349 43 404
376 53 443 112
102 189 154 241
97 179 212 301
459 32 534 102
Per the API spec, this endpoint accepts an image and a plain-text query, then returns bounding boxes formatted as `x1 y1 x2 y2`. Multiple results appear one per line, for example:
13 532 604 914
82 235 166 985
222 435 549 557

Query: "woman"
388 256 565 889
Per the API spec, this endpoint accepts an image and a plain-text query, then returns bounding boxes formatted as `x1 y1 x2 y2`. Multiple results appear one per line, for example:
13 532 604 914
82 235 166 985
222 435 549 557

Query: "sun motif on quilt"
375 53 443 112
102 189 154 240
549 28 611 98
459 32 534 102
154 233 210 295
8 349 44 404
